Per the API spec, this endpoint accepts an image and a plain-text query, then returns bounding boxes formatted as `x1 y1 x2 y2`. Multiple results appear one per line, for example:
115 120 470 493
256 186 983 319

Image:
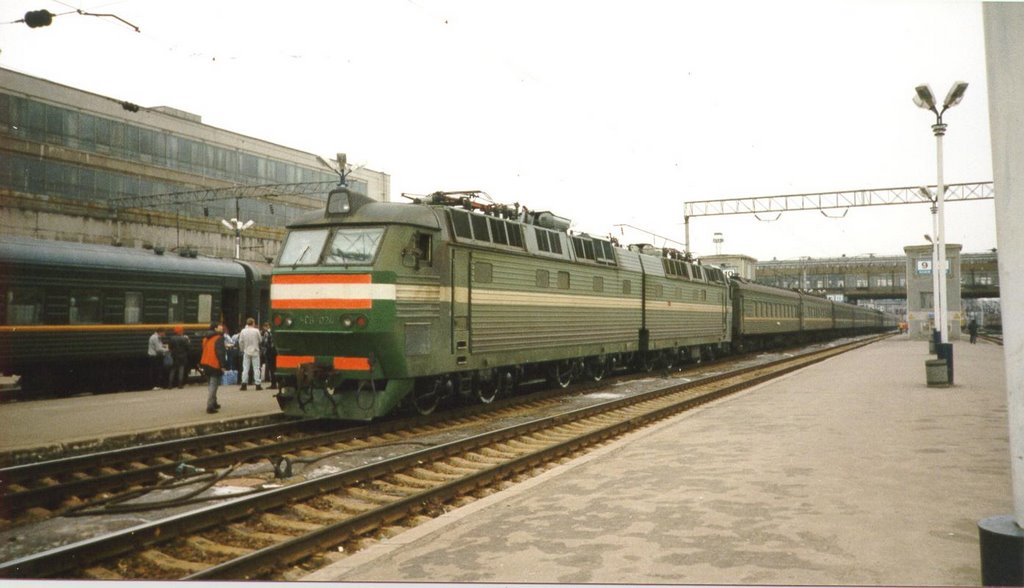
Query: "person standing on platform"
968 318 979 344
147 327 169 390
260 321 277 389
200 322 226 413
167 326 191 389
238 317 263 391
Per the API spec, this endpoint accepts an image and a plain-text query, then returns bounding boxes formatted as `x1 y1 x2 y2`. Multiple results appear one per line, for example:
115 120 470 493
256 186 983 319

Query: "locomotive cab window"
278 229 329 266
325 227 384 265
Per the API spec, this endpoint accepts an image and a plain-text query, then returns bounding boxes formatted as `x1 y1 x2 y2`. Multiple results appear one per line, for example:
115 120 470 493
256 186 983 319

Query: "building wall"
0 67 390 261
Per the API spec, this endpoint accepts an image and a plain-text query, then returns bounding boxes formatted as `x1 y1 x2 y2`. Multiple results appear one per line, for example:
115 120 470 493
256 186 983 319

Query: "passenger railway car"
270 187 889 421
0 236 269 393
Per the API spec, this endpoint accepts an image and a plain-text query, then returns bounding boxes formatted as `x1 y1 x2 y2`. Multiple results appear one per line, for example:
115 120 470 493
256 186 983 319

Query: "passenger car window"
278 229 329 266
69 289 102 324
324 227 385 265
6 287 44 325
124 291 142 324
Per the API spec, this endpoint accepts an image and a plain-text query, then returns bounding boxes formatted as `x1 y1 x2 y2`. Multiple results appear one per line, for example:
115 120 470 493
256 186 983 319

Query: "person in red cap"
167 325 191 389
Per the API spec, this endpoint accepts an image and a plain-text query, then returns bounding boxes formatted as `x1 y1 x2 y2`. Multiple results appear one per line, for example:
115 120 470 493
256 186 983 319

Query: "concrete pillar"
980 3 1024 584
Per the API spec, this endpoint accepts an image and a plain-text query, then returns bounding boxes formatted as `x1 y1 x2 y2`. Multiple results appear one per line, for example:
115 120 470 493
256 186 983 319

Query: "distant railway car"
731 281 802 349
832 301 856 331
799 292 834 333
0 236 268 393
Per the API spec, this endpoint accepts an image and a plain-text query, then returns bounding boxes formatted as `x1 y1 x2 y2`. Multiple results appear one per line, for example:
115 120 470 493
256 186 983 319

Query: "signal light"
341 315 369 329
273 315 283 327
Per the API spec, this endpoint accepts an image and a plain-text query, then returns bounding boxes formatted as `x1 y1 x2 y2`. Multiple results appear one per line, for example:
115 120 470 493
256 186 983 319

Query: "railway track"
0 334 886 580
977 333 1003 345
0 370 647 525
0 343 788 525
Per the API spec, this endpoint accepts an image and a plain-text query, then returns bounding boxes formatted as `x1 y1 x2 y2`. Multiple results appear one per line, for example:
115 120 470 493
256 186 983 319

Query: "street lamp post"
221 217 254 259
914 81 968 345
221 198 255 259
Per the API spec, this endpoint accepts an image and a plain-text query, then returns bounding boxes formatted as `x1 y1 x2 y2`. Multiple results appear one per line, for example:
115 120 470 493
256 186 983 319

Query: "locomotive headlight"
342 316 354 328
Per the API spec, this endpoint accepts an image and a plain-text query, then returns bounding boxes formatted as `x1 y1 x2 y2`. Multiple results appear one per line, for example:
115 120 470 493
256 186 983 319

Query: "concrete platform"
0 379 283 458
307 336 1013 585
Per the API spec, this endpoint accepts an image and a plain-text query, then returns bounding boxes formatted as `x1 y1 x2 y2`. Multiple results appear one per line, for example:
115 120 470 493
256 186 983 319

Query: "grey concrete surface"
309 337 1012 585
0 380 281 454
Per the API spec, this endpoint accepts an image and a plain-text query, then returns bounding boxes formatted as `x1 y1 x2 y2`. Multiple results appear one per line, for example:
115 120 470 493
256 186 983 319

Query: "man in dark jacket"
167 326 191 389
200 322 227 413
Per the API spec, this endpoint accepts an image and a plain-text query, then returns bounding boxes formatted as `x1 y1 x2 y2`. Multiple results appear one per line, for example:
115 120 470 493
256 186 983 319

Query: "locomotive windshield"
278 229 329 266
324 228 384 265
277 227 385 267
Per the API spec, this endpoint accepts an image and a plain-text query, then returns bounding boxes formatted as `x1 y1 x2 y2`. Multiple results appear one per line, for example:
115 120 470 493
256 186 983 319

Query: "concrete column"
980 3 1024 584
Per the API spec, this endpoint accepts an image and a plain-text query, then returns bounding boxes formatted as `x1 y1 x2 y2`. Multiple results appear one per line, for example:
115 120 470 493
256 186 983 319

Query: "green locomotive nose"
270 270 414 419
270 271 403 376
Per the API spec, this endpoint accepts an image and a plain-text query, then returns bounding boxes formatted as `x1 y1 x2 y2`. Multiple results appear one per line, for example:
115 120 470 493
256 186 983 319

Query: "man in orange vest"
200 322 227 414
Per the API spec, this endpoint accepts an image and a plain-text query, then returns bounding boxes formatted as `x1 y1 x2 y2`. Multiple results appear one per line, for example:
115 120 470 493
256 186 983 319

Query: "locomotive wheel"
412 378 443 415
660 349 676 372
551 360 575 389
585 356 607 382
639 352 656 373
474 370 499 404
494 368 517 398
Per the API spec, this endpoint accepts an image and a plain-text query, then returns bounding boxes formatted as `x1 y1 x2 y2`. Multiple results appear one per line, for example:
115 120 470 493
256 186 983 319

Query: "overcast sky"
0 0 998 260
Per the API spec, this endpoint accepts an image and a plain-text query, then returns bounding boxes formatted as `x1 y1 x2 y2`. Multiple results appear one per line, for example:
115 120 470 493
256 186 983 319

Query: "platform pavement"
307 336 1013 586
0 378 283 457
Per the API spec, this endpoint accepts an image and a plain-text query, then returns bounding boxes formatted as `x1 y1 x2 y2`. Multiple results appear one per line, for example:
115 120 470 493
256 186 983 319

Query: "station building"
0 66 390 262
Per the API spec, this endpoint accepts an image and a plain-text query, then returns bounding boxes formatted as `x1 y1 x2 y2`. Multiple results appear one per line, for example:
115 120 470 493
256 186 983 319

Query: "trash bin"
936 342 954 385
926 359 949 387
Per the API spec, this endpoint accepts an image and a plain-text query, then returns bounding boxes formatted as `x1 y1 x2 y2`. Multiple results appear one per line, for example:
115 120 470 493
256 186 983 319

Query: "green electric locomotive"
270 186 733 420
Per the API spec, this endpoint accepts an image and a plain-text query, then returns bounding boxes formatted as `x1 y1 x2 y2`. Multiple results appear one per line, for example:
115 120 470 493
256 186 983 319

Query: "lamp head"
220 219 234 230
913 84 937 113
241 220 255 230
943 81 968 109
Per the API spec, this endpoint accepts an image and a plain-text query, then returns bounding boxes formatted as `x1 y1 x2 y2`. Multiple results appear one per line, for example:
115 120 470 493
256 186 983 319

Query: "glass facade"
0 92 367 227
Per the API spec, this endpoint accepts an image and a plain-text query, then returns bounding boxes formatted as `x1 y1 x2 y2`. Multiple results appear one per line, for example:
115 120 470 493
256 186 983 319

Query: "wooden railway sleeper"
287 503 350 523
389 472 438 489
185 536 250 558
260 512 322 534
316 493 378 514
432 461 480 476
369 479 423 497
346 486 400 505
